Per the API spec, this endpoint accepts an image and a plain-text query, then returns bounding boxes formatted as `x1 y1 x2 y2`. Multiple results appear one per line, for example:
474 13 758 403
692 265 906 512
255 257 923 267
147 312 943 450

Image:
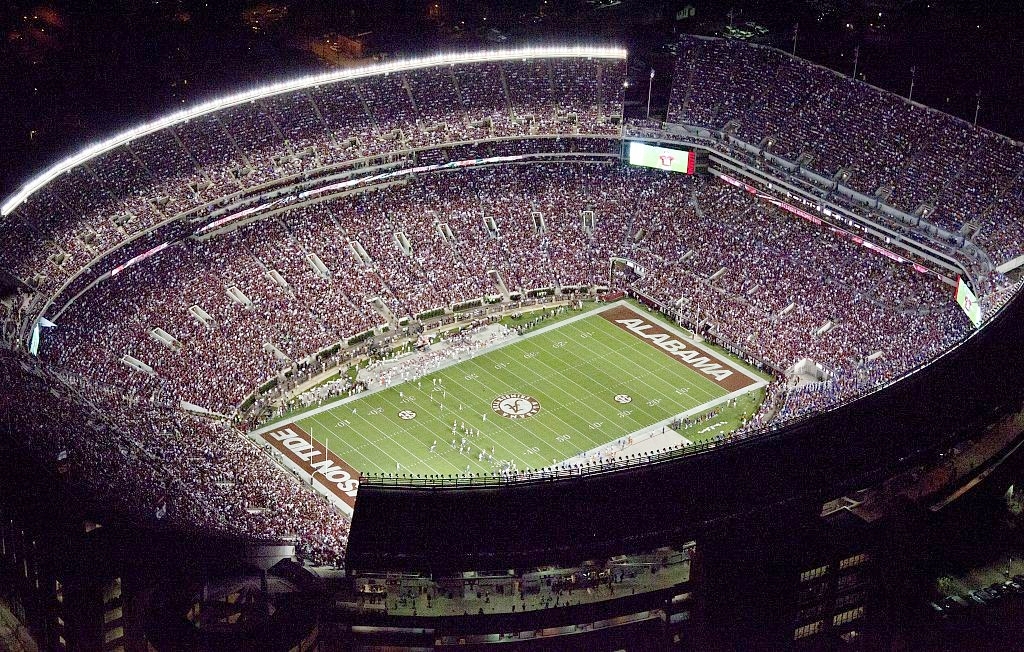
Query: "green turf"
286 306 765 476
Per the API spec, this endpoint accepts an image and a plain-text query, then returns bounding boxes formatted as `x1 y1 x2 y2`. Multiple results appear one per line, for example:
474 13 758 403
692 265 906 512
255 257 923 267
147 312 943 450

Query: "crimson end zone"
261 424 359 513
599 304 760 392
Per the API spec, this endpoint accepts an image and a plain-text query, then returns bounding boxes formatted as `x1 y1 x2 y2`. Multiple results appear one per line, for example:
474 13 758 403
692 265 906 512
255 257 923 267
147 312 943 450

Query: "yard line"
437 367 569 469
305 411 406 472
513 318 718 422
308 394 453 476
527 317 715 407
558 318 724 403
463 346 607 449
458 319 702 455
423 365 539 464
363 384 508 475
358 390 458 475
284 302 767 476
457 316 708 454
487 325 651 433
380 367 535 474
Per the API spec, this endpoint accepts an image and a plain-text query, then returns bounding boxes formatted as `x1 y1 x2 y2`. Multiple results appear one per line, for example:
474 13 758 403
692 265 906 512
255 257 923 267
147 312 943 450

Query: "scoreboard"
628 142 696 174
956 276 983 327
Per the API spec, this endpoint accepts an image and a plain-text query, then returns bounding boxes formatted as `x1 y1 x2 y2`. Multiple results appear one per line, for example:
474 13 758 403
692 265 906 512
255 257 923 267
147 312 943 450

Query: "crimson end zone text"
262 424 360 509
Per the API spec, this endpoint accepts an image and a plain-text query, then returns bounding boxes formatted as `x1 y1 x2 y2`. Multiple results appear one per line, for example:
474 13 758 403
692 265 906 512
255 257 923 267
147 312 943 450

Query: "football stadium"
3 26 1024 650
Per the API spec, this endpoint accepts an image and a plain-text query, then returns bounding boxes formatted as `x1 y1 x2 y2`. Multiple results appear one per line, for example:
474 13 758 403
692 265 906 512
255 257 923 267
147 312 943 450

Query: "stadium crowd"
0 57 625 299
360 323 516 390
668 35 1024 266
38 163 992 427
0 351 349 565
7 157 1012 565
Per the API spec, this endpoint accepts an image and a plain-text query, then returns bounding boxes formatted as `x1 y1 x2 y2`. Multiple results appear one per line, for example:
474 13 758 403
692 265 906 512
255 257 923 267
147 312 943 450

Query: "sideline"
251 300 604 436
252 299 767 436
559 382 766 467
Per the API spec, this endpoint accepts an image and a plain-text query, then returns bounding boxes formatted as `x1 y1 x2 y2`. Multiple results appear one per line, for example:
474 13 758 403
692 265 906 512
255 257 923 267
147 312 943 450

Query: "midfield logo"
491 393 541 419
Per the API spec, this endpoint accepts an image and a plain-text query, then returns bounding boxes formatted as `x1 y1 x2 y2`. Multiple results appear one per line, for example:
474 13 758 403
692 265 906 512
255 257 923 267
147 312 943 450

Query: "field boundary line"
251 303 610 434
555 383 766 467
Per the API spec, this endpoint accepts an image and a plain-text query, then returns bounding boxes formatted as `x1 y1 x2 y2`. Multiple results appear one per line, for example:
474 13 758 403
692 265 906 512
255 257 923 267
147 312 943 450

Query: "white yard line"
251 303 605 435
251 300 769 473
438 368 564 469
461 349 607 452
556 318 722 404
559 383 766 467
606 300 768 386
253 299 761 435
250 300 770 500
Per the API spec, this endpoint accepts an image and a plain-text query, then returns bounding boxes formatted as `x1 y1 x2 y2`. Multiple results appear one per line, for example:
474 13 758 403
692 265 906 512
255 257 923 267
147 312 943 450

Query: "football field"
256 302 768 482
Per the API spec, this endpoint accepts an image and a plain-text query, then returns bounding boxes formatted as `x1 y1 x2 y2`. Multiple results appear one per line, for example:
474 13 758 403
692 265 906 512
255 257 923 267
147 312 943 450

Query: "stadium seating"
0 351 349 565
40 164 976 426
0 58 625 299
667 36 1024 266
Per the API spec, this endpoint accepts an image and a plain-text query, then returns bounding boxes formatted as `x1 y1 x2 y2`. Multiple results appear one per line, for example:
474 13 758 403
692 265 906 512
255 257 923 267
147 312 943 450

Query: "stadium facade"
2 38 1024 649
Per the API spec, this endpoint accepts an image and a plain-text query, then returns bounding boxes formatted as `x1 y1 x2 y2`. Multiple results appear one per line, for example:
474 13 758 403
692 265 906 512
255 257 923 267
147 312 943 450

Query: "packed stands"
0 351 349 565
0 56 625 301
667 35 1024 265
39 165 977 424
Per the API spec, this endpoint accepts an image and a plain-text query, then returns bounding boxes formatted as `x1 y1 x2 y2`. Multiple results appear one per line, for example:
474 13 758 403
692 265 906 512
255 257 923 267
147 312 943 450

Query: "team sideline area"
255 301 767 484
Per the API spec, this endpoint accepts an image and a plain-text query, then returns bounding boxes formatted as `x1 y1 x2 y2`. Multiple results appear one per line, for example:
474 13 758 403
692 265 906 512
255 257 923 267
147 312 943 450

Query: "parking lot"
932 554 1024 616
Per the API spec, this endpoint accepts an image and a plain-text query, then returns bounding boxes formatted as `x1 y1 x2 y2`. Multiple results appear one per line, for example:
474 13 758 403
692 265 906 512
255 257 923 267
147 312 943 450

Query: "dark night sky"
1 0 1022 200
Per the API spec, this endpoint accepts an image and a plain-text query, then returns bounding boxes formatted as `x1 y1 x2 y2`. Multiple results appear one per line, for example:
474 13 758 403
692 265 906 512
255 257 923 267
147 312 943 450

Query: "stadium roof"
1 44 627 217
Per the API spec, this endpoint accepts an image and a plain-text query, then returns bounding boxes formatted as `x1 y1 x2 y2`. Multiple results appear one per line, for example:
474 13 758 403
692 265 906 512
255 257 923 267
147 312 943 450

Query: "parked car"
987 583 1009 600
945 595 970 612
968 589 993 605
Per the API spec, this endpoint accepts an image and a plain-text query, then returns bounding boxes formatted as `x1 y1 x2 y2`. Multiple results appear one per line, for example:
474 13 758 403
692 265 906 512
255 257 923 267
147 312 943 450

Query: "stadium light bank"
1 44 628 217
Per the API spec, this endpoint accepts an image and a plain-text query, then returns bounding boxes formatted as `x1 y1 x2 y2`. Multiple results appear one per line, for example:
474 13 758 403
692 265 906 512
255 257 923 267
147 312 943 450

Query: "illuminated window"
103 577 122 604
104 606 123 623
839 553 867 570
833 606 865 626
671 591 692 604
800 565 828 582
669 610 690 624
103 626 124 644
793 620 822 640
